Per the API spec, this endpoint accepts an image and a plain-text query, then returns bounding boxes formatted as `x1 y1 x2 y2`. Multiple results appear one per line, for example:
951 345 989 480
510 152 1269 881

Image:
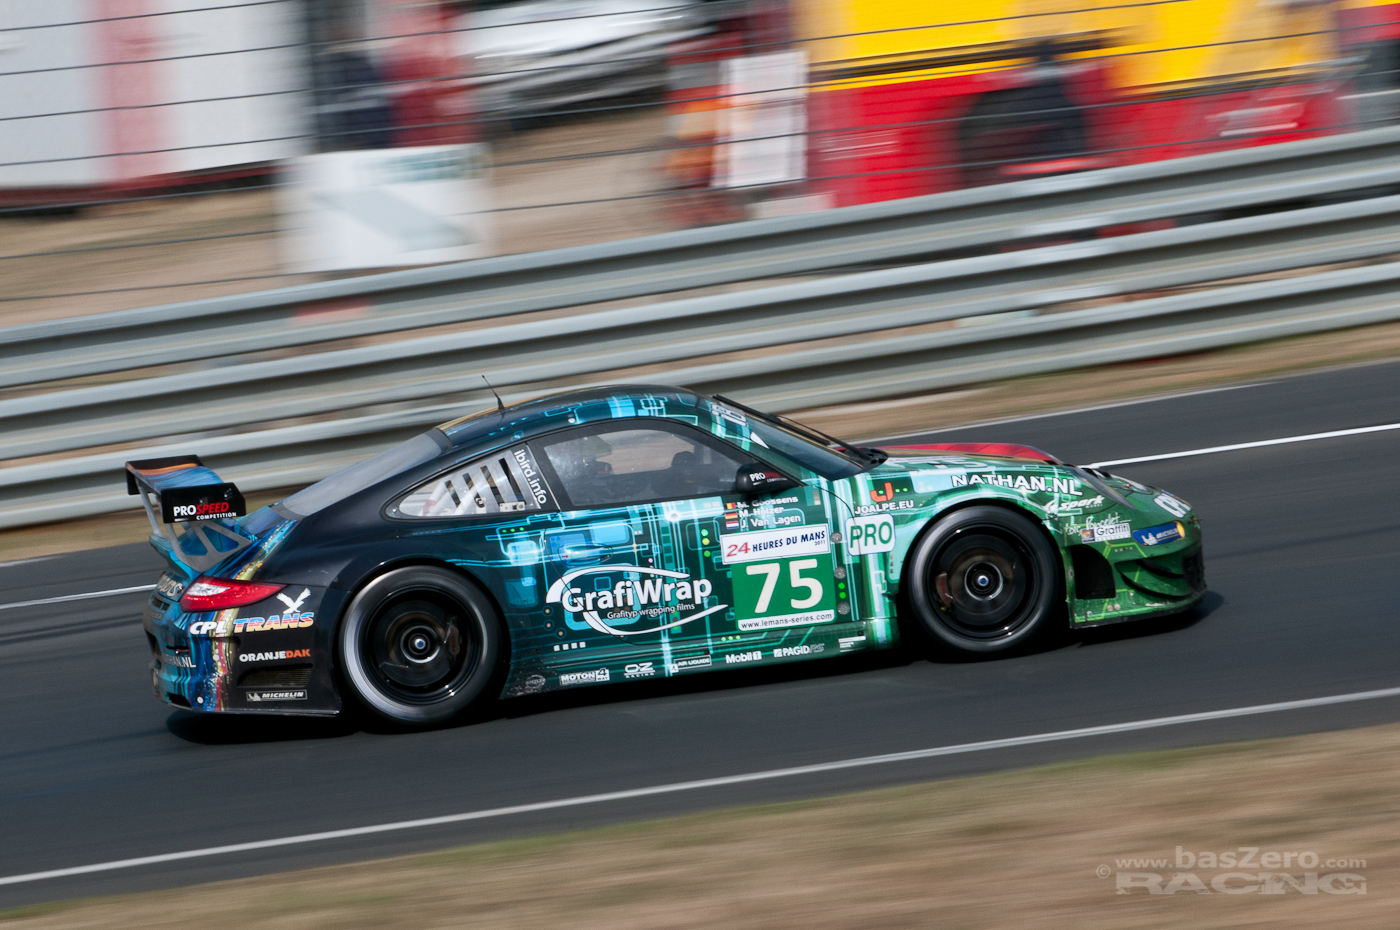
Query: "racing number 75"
746 558 823 612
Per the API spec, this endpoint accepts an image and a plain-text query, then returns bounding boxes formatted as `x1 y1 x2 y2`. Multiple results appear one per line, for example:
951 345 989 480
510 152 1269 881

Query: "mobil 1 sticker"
845 514 895 555
719 525 829 565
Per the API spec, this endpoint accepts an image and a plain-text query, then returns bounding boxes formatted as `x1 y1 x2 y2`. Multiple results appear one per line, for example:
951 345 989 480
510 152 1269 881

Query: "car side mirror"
735 463 797 495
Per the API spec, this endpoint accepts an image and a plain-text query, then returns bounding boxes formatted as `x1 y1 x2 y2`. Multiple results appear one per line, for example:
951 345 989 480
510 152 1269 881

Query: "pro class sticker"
844 514 895 555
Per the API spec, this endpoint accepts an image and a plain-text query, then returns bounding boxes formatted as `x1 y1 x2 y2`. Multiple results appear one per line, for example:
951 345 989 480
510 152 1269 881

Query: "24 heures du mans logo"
545 566 726 636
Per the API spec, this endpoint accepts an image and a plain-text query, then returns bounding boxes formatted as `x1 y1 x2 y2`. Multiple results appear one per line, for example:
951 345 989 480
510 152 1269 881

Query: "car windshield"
712 395 880 479
744 417 867 478
281 432 444 517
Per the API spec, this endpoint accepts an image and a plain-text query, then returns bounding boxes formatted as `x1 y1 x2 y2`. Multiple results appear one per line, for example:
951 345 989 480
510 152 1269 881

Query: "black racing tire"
905 506 1062 655
337 566 502 728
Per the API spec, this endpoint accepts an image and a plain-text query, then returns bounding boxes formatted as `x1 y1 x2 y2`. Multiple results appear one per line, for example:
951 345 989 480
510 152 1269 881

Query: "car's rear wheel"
905 506 1061 655
338 566 501 727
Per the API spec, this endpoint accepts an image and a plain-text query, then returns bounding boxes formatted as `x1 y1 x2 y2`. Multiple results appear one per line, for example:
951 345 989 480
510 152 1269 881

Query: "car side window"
539 426 750 508
398 445 553 517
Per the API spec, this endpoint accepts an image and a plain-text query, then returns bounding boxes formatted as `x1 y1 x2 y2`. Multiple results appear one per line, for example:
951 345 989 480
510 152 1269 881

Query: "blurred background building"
0 0 1396 308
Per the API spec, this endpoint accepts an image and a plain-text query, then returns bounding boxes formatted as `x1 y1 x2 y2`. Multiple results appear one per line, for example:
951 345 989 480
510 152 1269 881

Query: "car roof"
437 384 709 450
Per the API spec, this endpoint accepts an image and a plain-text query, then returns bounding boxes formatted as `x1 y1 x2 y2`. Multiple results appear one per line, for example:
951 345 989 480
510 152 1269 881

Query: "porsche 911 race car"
132 385 1204 726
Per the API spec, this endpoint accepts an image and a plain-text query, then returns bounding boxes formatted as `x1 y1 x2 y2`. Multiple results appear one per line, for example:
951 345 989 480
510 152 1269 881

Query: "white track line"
1088 422 1400 468
869 382 1265 442
5 684 1400 888
0 555 56 570
0 584 155 613
10 420 1394 613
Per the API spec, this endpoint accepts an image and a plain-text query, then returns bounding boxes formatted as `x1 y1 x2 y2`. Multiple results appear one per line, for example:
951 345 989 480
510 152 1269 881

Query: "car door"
531 421 764 680
533 420 864 678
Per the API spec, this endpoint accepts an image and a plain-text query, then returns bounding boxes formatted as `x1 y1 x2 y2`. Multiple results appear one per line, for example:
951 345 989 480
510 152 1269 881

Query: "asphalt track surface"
4 358 1400 906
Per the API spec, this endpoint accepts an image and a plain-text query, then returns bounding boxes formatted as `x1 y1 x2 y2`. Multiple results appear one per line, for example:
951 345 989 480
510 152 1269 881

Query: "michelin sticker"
719 525 829 564
844 514 895 555
1133 522 1185 547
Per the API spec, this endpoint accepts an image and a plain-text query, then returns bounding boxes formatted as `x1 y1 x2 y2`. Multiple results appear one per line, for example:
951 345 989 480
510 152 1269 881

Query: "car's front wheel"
905 505 1061 655
337 566 501 727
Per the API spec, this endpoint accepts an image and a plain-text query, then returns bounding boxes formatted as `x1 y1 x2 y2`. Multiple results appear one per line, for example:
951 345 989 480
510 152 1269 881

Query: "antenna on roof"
482 375 505 415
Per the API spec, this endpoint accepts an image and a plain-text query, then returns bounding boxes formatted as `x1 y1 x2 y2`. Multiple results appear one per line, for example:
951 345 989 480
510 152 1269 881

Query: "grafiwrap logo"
545 566 727 636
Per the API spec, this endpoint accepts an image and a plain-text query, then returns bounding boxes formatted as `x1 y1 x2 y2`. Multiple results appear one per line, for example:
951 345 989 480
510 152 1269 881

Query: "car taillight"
179 578 284 611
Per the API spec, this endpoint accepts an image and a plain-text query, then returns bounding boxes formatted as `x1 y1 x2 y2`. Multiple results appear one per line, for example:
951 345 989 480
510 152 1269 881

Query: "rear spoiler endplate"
125 456 253 573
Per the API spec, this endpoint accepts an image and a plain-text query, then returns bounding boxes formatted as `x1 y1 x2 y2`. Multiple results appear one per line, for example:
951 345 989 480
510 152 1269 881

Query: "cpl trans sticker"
188 613 314 637
844 514 895 555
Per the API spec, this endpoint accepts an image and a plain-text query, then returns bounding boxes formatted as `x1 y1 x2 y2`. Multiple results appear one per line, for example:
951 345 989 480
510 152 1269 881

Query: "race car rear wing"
125 456 252 572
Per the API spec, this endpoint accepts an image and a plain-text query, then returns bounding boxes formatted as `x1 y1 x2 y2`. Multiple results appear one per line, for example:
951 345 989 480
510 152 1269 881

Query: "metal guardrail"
6 191 1400 460
4 124 1400 390
4 127 1400 528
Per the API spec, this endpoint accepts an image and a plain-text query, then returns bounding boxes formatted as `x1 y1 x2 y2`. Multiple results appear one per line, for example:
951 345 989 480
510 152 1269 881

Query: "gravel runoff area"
3 722 1393 929
6 315 1400 562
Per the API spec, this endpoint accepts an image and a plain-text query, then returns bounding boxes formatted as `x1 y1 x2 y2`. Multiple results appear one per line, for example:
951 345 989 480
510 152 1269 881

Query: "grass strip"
4 721 1396 929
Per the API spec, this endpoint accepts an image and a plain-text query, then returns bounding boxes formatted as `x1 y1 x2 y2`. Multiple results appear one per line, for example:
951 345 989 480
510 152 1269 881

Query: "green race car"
136 384 1204 726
